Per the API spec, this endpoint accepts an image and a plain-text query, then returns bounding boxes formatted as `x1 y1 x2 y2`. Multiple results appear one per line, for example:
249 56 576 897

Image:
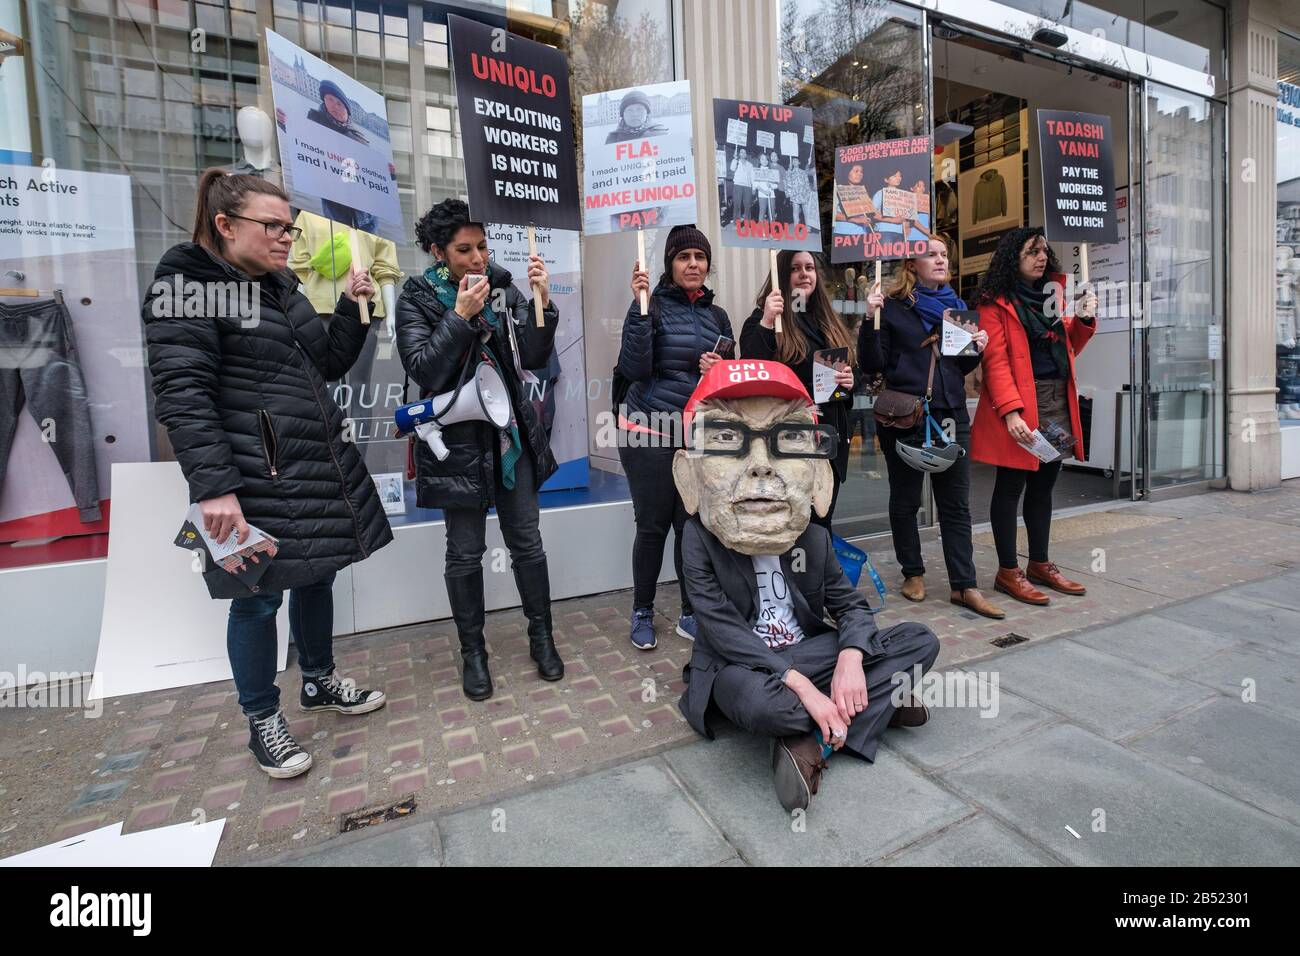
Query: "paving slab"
1223 577 1300 612
938 723 1300 866
1175 642 1300 722
1127 697 1300 827
880 670 1057 771
274 820 441 867
1065 616 1243 677
880 813 1061 867
663 734 972 866
1156 593 1300 656
985 638 1216 740
436 758 733 867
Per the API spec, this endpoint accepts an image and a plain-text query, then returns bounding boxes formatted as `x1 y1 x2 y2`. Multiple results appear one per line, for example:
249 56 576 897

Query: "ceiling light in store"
934 122 973 146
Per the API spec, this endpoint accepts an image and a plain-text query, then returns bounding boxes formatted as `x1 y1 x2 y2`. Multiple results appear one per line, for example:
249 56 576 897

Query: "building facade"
0 0 1293 678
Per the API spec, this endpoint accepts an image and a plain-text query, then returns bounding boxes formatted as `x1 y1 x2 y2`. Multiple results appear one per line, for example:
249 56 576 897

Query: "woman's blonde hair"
886 234 954 305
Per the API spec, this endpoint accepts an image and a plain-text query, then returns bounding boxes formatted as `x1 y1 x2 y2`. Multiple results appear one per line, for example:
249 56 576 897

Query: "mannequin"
225 106 283 183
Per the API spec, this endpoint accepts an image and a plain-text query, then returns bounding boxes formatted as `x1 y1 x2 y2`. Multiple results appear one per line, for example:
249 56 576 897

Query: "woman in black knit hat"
616 224 733 650
605 88 669 144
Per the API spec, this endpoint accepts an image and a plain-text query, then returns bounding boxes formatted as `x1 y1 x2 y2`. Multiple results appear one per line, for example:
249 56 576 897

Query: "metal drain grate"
340 796 417 833
990 632 1029 648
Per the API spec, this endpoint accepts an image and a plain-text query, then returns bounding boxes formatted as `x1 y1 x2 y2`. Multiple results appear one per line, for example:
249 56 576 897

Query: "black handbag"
873 343 938 430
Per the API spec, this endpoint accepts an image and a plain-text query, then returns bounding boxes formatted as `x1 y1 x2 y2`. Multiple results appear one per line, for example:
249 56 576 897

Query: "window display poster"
447 14 581 231
957 151 1025 274
713 98 819 251
486 223 589 490
0 165 150 541
582 80 696 235
1037 109 1119 245
831 136 932 263
265 29 404 243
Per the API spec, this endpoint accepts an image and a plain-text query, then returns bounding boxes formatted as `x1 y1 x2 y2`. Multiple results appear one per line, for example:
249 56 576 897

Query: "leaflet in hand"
1019 421 1075 463
940 309 981 356
173 503 278 587
813 347 850 403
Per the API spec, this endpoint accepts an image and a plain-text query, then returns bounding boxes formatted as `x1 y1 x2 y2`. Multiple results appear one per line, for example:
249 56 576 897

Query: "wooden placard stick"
770 248 782 335
873 259 882 330
527 223 544 327
636 229 648 316
348 229 370 325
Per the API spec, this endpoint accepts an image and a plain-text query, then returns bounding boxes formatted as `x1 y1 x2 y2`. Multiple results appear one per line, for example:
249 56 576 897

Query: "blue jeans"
227 571 337 718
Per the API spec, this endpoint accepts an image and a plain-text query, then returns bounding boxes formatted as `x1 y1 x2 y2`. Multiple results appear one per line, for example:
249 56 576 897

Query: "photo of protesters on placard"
603 88 670 144
712 97 818 251
831 136 932 263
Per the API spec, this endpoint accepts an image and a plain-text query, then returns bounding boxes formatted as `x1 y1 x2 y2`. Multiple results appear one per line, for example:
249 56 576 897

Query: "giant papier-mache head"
672 360 837 556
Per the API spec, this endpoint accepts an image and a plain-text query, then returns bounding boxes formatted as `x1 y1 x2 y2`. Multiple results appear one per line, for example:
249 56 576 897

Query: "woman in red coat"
970 228 1097 605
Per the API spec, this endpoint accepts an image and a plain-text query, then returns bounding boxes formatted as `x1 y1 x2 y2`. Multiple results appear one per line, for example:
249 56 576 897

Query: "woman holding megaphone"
395 199 564 701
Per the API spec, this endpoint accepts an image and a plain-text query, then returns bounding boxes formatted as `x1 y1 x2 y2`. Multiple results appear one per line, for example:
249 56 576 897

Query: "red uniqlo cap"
683 360 816 432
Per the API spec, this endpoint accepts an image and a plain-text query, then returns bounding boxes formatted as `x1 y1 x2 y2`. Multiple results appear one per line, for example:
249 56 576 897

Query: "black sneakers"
300 670 387 715
248 710 313 779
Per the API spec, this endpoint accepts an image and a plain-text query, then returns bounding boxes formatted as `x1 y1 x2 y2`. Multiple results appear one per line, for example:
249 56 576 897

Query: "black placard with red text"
1037 109 1118 245
447 14 580 230
713 97 819 251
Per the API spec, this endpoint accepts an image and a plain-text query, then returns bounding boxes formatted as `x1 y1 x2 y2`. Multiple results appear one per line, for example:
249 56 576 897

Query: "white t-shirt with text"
751 554 805 649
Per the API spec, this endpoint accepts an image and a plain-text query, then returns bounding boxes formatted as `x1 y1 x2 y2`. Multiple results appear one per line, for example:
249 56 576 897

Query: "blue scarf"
911 283 966 333
424 262 523 490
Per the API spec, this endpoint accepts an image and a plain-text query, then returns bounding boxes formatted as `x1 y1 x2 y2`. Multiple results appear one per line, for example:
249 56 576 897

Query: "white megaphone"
394 363 512 461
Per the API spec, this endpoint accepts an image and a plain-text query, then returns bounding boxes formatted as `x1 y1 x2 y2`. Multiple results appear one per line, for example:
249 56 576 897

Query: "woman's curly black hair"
414 198 481 255
973 226 1061 305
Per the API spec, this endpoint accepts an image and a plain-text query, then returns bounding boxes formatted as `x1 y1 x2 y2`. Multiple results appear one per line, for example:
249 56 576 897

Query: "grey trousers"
0 298 101 522
708 622 940 761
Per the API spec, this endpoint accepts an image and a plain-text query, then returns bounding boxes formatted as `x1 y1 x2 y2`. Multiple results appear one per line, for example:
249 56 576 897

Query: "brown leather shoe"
889 694 930 728
772 733 828 812
950 588 1006 620
1026 560 1087 596
993 567 1051 606
900 575 926 602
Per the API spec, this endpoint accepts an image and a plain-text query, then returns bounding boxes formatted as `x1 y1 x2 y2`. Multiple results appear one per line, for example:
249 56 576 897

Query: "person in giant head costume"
672 359 940 813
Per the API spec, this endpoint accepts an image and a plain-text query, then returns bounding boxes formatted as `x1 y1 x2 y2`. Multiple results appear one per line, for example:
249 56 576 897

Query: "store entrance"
930 27 1137 522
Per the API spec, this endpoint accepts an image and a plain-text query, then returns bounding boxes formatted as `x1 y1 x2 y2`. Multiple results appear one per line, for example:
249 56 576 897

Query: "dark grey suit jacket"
677 516 886 739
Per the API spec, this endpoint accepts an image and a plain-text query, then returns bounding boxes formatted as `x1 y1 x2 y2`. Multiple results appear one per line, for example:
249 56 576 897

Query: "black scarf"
1012 281 1068 378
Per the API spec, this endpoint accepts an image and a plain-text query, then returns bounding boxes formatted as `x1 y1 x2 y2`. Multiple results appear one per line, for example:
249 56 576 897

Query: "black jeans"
443 447 545 578
990 461 1063 568
0 298 101 522
618 441 690 614
878 410 978 591
227 570 337 718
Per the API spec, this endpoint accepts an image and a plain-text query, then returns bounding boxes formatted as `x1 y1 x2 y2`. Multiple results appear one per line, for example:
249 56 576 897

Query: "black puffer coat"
617 281 733 421
143 242 393 599
394 262 559 511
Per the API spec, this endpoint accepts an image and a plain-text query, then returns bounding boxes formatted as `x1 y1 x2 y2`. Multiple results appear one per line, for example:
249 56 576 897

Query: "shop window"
1277 33 1300 441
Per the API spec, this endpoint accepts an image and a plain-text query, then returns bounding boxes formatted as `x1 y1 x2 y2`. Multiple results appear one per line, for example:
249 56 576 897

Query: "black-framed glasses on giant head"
227 214 303 241
689 419 838 459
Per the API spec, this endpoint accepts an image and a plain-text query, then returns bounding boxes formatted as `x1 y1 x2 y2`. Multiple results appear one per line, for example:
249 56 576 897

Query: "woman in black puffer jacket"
143 169 392 780
395 199 563 702
617 224 733 651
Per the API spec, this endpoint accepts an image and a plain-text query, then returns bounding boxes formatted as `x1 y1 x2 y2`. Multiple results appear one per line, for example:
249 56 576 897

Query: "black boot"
445 570 493 700
513 559 564 681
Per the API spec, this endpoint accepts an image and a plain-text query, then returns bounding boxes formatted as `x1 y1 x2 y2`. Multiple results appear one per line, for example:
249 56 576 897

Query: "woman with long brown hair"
858 236 1003 619
740 249 856 530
